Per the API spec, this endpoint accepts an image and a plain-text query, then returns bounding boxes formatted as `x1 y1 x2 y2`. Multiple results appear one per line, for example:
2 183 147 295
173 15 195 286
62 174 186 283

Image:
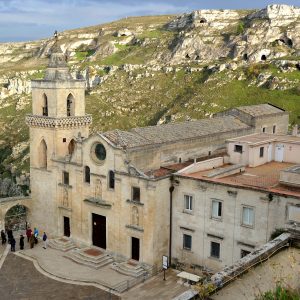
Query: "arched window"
84 166 90 183
68 139 75 156
42 94 48 116
108 170 115 189
67 93 75 117
39 139 47 169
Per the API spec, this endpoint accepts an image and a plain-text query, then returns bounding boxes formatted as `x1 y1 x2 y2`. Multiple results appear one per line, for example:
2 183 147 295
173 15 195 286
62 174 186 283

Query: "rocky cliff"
0 4 300 179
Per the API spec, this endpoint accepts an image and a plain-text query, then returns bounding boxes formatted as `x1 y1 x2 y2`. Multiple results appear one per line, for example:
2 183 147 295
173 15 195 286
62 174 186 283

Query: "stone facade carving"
94 179 102 199
132 206 139 226
25 115 92 128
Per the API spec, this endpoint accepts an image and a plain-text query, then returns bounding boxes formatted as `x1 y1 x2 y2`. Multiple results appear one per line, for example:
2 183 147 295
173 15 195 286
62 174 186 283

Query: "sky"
1 0 300 42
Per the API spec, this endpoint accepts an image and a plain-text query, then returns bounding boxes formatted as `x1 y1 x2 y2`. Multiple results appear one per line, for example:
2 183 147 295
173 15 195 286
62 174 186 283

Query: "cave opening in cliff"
261 55 267 61
243 53 248 61
200 18 207 24
296 63 300 71
185 54 190 59
287 38 293 47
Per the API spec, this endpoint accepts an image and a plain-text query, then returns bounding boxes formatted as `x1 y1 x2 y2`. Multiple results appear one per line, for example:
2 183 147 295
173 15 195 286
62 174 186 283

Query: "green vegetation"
270 228 286 240
257 285 300 300
75 49 96 61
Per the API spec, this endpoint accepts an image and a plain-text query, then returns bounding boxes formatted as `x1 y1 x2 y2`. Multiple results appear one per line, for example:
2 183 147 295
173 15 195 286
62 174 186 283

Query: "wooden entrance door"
64 216 70 237
92 214 106 249
131 237 140 261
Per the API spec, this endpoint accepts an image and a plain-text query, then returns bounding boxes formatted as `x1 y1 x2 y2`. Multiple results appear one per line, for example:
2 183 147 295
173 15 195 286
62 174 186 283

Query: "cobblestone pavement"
0 253 120 300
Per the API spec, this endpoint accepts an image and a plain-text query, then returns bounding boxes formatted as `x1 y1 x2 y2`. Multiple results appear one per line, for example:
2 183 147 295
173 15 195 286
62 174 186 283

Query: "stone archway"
5 204 28 231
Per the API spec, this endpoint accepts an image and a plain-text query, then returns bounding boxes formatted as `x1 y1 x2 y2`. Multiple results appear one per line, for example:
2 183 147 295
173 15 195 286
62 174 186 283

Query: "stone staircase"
64 247 114 269
48 237 76 252
111 260 148 278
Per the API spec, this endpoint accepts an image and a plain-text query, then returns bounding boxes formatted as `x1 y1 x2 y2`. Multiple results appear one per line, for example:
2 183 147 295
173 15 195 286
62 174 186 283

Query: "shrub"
270 228 286 240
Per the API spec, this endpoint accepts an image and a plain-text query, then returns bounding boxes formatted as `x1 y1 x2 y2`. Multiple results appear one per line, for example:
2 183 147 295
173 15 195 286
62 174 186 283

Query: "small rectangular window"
262 127 266 133
241 249 251 258
210 241 220 258
132 187 140 202
242 206 254 227
234 145 243 153
109 171 115 189
259 147 264 158
273 125 276 134
212 200 222 219
63 171 69 185
184 195 193 211
183 234 192 250
63 138 66 143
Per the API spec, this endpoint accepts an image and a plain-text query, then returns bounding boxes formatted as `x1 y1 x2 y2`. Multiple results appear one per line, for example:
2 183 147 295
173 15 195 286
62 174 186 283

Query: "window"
63 138 66 143
241 249 251 258
210 241 220 258
184 195 193 211
259 147 264 158
63 171 69 185
234 145 243 153
288 205 300 223
108 170 115 189
273 125 276 134
132 187 140 202
242 206 254 227
38 139 47 169
84 166 90 183
212 200 222 219
183 234 192 250
262 127 266 133
42 94 48 116
66 93 75 117
68 139 75 155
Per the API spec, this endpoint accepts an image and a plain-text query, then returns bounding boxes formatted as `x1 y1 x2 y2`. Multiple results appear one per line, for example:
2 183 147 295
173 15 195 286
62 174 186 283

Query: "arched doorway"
67 94 75 116
38 139 47 169
5 205 28 231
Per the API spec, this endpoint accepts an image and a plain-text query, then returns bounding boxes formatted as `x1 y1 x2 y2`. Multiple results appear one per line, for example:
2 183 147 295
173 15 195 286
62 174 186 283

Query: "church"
26 40 291 271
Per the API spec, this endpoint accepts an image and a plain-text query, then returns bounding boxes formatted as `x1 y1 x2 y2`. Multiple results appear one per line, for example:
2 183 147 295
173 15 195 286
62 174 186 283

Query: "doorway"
275 144 284 162
92 214 106 249
131 237 140 261
64 216 70 237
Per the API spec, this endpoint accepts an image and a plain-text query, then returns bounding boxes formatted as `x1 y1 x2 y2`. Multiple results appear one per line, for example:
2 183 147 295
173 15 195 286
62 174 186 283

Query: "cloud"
1 0 300 42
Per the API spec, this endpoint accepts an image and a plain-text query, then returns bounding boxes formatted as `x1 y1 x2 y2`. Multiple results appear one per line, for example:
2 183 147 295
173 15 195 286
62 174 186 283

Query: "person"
33 227 39 244
26 227 32 243
20 234 24 250
42 232 47 249
10 237 16 252
29 234 35 249
1 230 6 245
7 228 13 244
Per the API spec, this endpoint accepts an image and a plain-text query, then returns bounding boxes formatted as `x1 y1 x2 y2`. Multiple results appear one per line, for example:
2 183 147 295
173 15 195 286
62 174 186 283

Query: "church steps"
111 261 147 277
48 238 76 252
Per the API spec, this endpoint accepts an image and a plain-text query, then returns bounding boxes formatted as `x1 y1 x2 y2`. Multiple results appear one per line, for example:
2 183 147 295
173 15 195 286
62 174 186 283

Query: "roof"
227 133 300 145
236 103 285 117
181 161 300 198
102 115 249 149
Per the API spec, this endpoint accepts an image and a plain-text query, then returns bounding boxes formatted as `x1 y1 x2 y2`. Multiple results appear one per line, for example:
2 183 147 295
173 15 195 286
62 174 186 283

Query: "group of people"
1 226 48 252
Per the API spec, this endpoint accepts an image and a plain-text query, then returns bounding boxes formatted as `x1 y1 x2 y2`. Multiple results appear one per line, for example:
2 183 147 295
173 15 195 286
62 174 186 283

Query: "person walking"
26 227 32 243
10 237 16 252
42 232 47 249
1 230 6 245
7 228 13 244
29 234 35 249
33 227 39 244
20 234 25 250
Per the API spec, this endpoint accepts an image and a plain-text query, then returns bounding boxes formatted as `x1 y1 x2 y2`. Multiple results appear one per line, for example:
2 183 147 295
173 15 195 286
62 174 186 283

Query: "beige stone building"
26 43 292 270
172 133 300 271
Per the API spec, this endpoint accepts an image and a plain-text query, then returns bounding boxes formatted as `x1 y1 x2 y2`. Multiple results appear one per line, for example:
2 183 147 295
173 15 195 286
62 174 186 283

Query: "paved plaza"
0 238 189 299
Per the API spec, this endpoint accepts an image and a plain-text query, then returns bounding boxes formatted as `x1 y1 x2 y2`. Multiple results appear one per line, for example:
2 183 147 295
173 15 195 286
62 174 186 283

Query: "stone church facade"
26 43 290 269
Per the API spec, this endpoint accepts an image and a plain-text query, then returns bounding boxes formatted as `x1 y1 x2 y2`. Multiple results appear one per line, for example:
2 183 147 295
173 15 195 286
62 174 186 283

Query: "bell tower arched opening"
42 93 48 116
68 139 75 156
67 93 75 116
38 139 47 169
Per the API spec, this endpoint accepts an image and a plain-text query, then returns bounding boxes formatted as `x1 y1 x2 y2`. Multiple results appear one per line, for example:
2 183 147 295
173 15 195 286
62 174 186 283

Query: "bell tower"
26 33 92 169
26 33 92 234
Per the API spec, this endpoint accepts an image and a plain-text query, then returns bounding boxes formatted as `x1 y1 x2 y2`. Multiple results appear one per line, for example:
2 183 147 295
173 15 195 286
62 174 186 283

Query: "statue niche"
94 179 102 199
132 206 139 226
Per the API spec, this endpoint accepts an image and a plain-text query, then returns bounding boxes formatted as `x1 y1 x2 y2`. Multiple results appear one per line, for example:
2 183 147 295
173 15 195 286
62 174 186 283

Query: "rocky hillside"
1 4 300 181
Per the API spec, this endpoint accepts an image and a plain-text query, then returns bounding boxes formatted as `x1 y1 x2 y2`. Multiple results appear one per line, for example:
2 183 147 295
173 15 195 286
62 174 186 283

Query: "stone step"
111 261 147 278
64 248 114 269
48 237 76 252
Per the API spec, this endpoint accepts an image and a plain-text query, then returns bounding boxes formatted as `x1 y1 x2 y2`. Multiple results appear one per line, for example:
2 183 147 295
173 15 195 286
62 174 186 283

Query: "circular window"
94 143 106 161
